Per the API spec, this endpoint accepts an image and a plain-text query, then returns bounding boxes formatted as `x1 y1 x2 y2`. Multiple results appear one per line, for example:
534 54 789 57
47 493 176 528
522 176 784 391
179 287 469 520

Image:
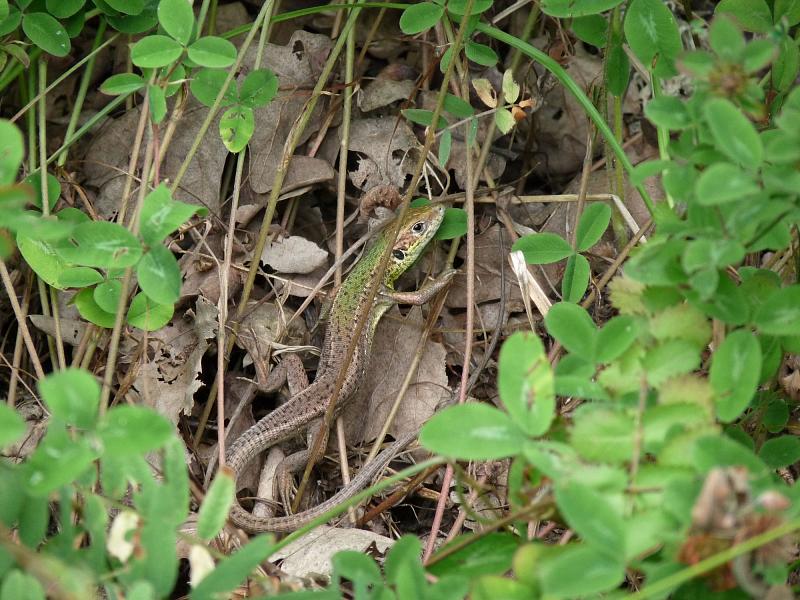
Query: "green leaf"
190 536 274 600
570 405 634 464
561 253 590 303
541 0 624 17
465 41 498 67
447 0 493 16
238 69 278 108
775 0 800 25
148 84 167 124
544 302 597 362
106 8 158 34
16 235 68 288
0 570 46 600
98 405 173 457
572 15 607 47
759 436 800 469
189 68 237 108
0 6 20 37
539 544 625 597
576 202 611 252
23 171 60 210
428 533 518 579
773 36 800 93
438 129 452 166
715 0 772 32
703 98 763 166
197 471 234 541
22 13 70 57
93 279 122 313
693 434 768 474
106 0 145 15
45 0 83 19
695 162 759 205
498 332 554 437
501 69 520 104
157 0 194 45
131 35 183 68
219 105 254 153
127 292 174 331
38 368 100 429
644 340 701 386
494 108 515 135
100 73 145 95
0 0 9 21
623 0 682 77
0 404 24 448
187 36 236 68
595 315 638 363
137 245 181 305
384 535 424 587
22 427 96 495
555 482 626 556
57 221 142 268
435 207 467 239
0 119 24 185
710 330 762 422
683 239 745 272
402 108 447 129
709 15 745 61
512 232 573 264
74 287 117 328
644 96 692 130
605 41 630 96
420 404 525 460
399 2 443 34
332 552 382 596
59 267 104 290
754 286 800 336
443 93 474 118
139 184 201 245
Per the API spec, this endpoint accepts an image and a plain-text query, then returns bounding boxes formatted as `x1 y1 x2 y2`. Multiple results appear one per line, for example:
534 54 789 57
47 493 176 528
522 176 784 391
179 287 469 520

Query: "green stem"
475 21 656 216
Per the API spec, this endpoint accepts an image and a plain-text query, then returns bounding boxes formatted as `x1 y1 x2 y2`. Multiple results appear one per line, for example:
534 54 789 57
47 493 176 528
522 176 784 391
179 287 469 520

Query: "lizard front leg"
380 268 457 305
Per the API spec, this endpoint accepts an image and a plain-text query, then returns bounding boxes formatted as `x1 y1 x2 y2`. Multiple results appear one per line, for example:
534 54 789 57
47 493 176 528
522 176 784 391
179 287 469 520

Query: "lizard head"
385 203 445 282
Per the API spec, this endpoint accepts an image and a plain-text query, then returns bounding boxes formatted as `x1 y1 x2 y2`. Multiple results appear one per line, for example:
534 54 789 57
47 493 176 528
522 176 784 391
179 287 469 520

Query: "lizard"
215 203 455 533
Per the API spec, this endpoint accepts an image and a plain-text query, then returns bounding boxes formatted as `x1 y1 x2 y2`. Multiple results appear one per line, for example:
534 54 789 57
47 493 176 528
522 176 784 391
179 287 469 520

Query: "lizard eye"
411 221 427 234
392 249 406 261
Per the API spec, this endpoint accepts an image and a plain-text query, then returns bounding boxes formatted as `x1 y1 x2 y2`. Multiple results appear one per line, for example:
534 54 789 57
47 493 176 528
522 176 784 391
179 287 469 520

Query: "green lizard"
218 203 454 533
